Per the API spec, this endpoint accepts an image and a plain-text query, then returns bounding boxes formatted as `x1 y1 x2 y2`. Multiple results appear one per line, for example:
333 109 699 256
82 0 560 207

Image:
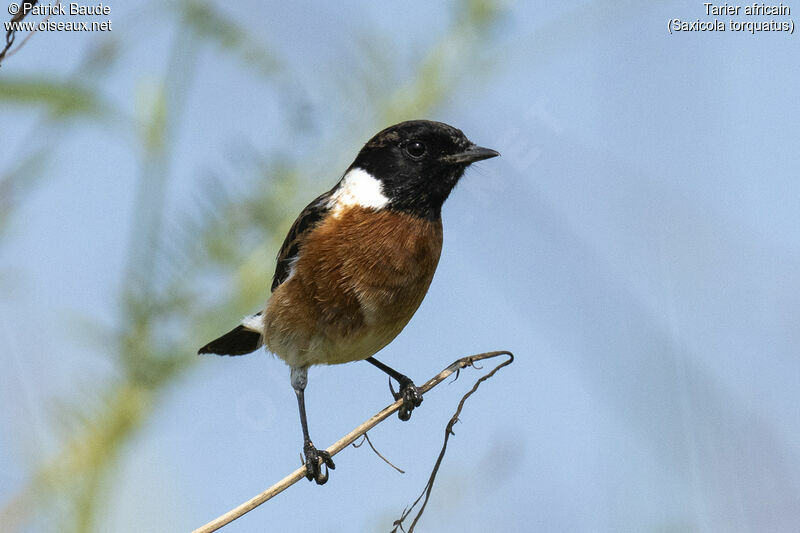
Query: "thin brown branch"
0 1 41 66
353 432 405 474
4 1 59 61
192 350 514 533
392 351 515 532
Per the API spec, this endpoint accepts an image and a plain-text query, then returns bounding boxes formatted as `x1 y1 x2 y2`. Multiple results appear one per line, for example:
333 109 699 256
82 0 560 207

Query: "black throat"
349 161 466 221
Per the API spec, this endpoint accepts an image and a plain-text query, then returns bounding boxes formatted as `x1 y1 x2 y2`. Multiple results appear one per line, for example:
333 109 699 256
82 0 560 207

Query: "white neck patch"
327 167 389 217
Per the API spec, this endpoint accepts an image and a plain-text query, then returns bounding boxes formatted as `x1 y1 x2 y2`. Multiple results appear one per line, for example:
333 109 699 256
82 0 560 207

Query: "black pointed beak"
446 144 500 165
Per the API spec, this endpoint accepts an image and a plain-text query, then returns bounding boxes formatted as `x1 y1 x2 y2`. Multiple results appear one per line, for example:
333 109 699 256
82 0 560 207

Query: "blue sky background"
2 1 799 531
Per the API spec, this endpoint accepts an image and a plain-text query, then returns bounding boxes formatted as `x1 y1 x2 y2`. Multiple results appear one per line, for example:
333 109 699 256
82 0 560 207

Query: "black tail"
198 324 262 356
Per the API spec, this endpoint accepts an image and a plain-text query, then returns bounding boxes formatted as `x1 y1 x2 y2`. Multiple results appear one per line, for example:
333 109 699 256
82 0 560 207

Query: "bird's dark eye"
404 141 427 158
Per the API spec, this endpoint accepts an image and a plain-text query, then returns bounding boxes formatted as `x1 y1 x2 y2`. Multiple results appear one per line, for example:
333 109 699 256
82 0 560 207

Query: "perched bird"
199 120 499 484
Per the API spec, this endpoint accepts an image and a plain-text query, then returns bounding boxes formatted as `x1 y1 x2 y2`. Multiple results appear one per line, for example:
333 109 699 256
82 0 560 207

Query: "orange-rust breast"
264 207 443 367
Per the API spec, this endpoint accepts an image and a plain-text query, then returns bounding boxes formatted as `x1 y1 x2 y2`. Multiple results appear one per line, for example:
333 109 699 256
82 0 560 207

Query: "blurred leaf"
0 77 110 119
458 0 504 30
0 146 52 233
134 81 168 154
179 0 280 78
78 39 121 78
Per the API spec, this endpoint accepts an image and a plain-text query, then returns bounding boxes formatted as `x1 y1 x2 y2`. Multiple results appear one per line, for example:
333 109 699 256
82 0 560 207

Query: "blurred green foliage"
0 78 109 119
0 1 503 531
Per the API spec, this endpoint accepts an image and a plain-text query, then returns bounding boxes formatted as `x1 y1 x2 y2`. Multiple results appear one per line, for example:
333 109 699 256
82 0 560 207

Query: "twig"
391 351 515 532
353 432 405 474
192 350 514 533
4 1 59 61
0 1 41 66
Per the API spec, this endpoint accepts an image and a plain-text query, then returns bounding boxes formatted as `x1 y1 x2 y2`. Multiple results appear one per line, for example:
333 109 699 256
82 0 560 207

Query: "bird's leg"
366 357 422 421
291 366 335 484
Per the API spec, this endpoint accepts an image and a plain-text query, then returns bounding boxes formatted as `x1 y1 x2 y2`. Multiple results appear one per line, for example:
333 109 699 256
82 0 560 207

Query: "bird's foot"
303 440 335 484
390 377 423 421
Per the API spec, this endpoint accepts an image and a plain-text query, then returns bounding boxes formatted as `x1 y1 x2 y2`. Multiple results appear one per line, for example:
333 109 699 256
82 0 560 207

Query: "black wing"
198 188 335 356
271 189 334 291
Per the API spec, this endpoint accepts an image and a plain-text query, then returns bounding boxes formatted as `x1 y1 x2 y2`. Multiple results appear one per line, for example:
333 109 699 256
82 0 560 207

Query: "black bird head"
348 120 499 220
